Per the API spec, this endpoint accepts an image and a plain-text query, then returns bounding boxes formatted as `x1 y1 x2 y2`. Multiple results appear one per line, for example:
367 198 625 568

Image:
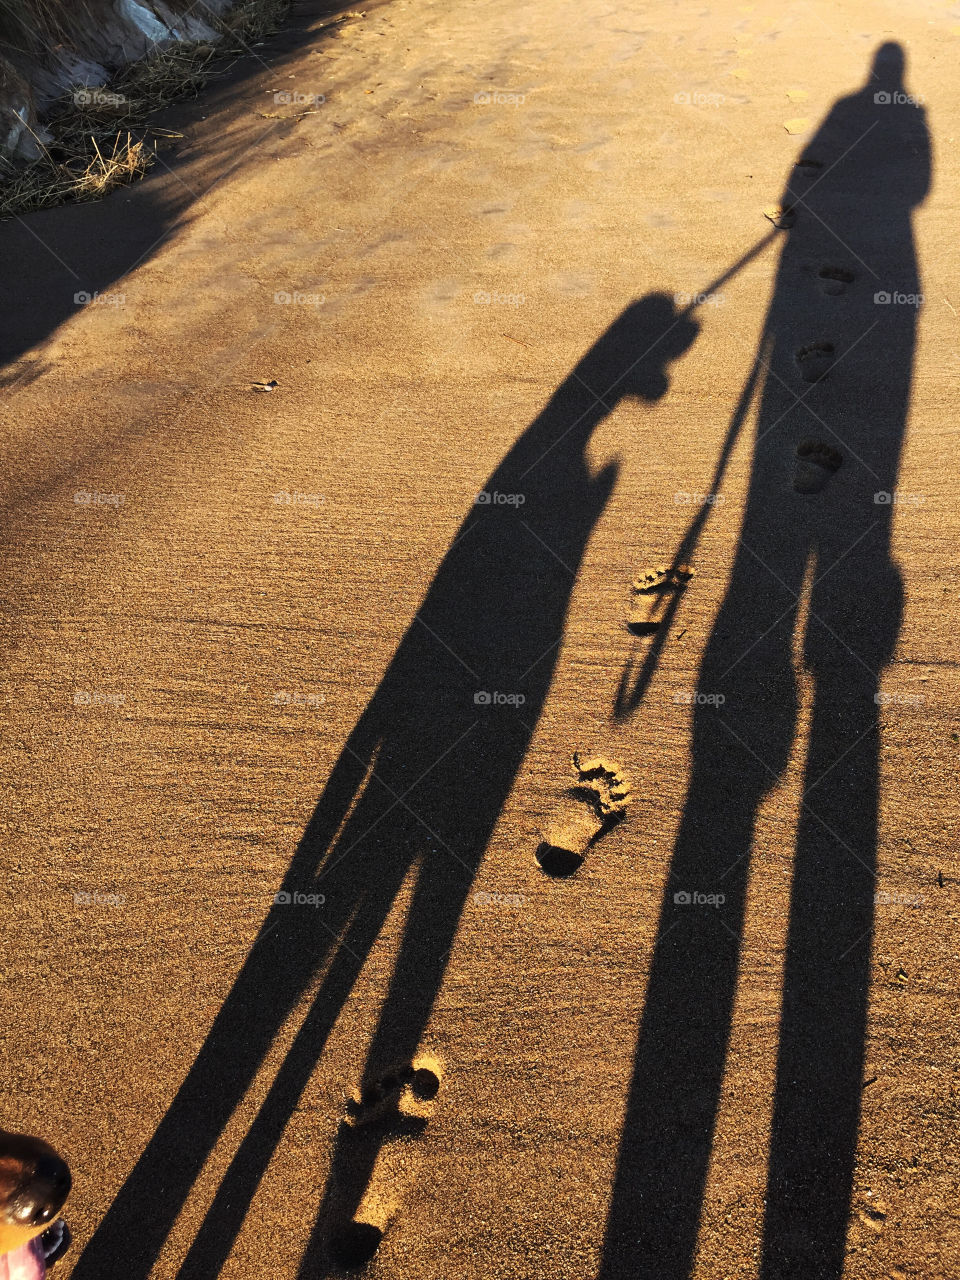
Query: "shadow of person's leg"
760 650 882 1278
70 913 339 1280
70 727 389 1280
173 861 413 1280
600 534 804 1278
293 852 477 1278
602 806 758 1275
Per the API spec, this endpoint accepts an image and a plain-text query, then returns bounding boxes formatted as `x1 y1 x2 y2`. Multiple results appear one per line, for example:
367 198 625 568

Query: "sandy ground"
0 0 958 1277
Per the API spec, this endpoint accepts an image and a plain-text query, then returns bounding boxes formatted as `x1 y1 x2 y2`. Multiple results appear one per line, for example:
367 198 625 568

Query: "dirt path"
1 1 958 1277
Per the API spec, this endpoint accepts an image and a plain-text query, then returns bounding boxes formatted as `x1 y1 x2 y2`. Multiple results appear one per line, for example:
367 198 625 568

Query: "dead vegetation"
0 0 290 219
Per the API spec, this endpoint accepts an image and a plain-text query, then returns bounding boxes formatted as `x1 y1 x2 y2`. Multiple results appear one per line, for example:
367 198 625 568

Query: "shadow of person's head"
870 40 906 93
783 38 928 228
575 291 700 407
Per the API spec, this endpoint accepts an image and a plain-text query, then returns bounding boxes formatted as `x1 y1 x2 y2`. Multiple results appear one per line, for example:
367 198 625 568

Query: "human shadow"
600 43 929 1280
70 293 698 1280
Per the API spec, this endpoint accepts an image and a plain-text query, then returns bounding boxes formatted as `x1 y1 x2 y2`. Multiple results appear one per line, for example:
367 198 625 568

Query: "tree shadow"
0 0 357 372
600 42 929 1280
69 293 699 1280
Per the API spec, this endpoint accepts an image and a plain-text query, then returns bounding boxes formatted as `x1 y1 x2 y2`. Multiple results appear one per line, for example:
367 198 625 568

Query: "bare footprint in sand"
793 439 843 493
329 1056 443 1270
536 753 632 877
817 265 855 296
343 1061 441 1130
795 340 835 382
794 155 824 176
626 563 695 636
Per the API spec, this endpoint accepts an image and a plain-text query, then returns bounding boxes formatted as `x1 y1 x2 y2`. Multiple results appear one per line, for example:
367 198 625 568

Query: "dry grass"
75 131 154 199
0 0 290 219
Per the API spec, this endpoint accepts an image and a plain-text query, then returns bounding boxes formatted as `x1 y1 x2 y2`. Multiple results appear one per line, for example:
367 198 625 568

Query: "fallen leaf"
783 117 811 134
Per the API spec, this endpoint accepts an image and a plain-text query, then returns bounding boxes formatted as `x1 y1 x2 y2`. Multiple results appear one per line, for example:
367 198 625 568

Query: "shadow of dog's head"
578 292 701 405
0 1129 70 1258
